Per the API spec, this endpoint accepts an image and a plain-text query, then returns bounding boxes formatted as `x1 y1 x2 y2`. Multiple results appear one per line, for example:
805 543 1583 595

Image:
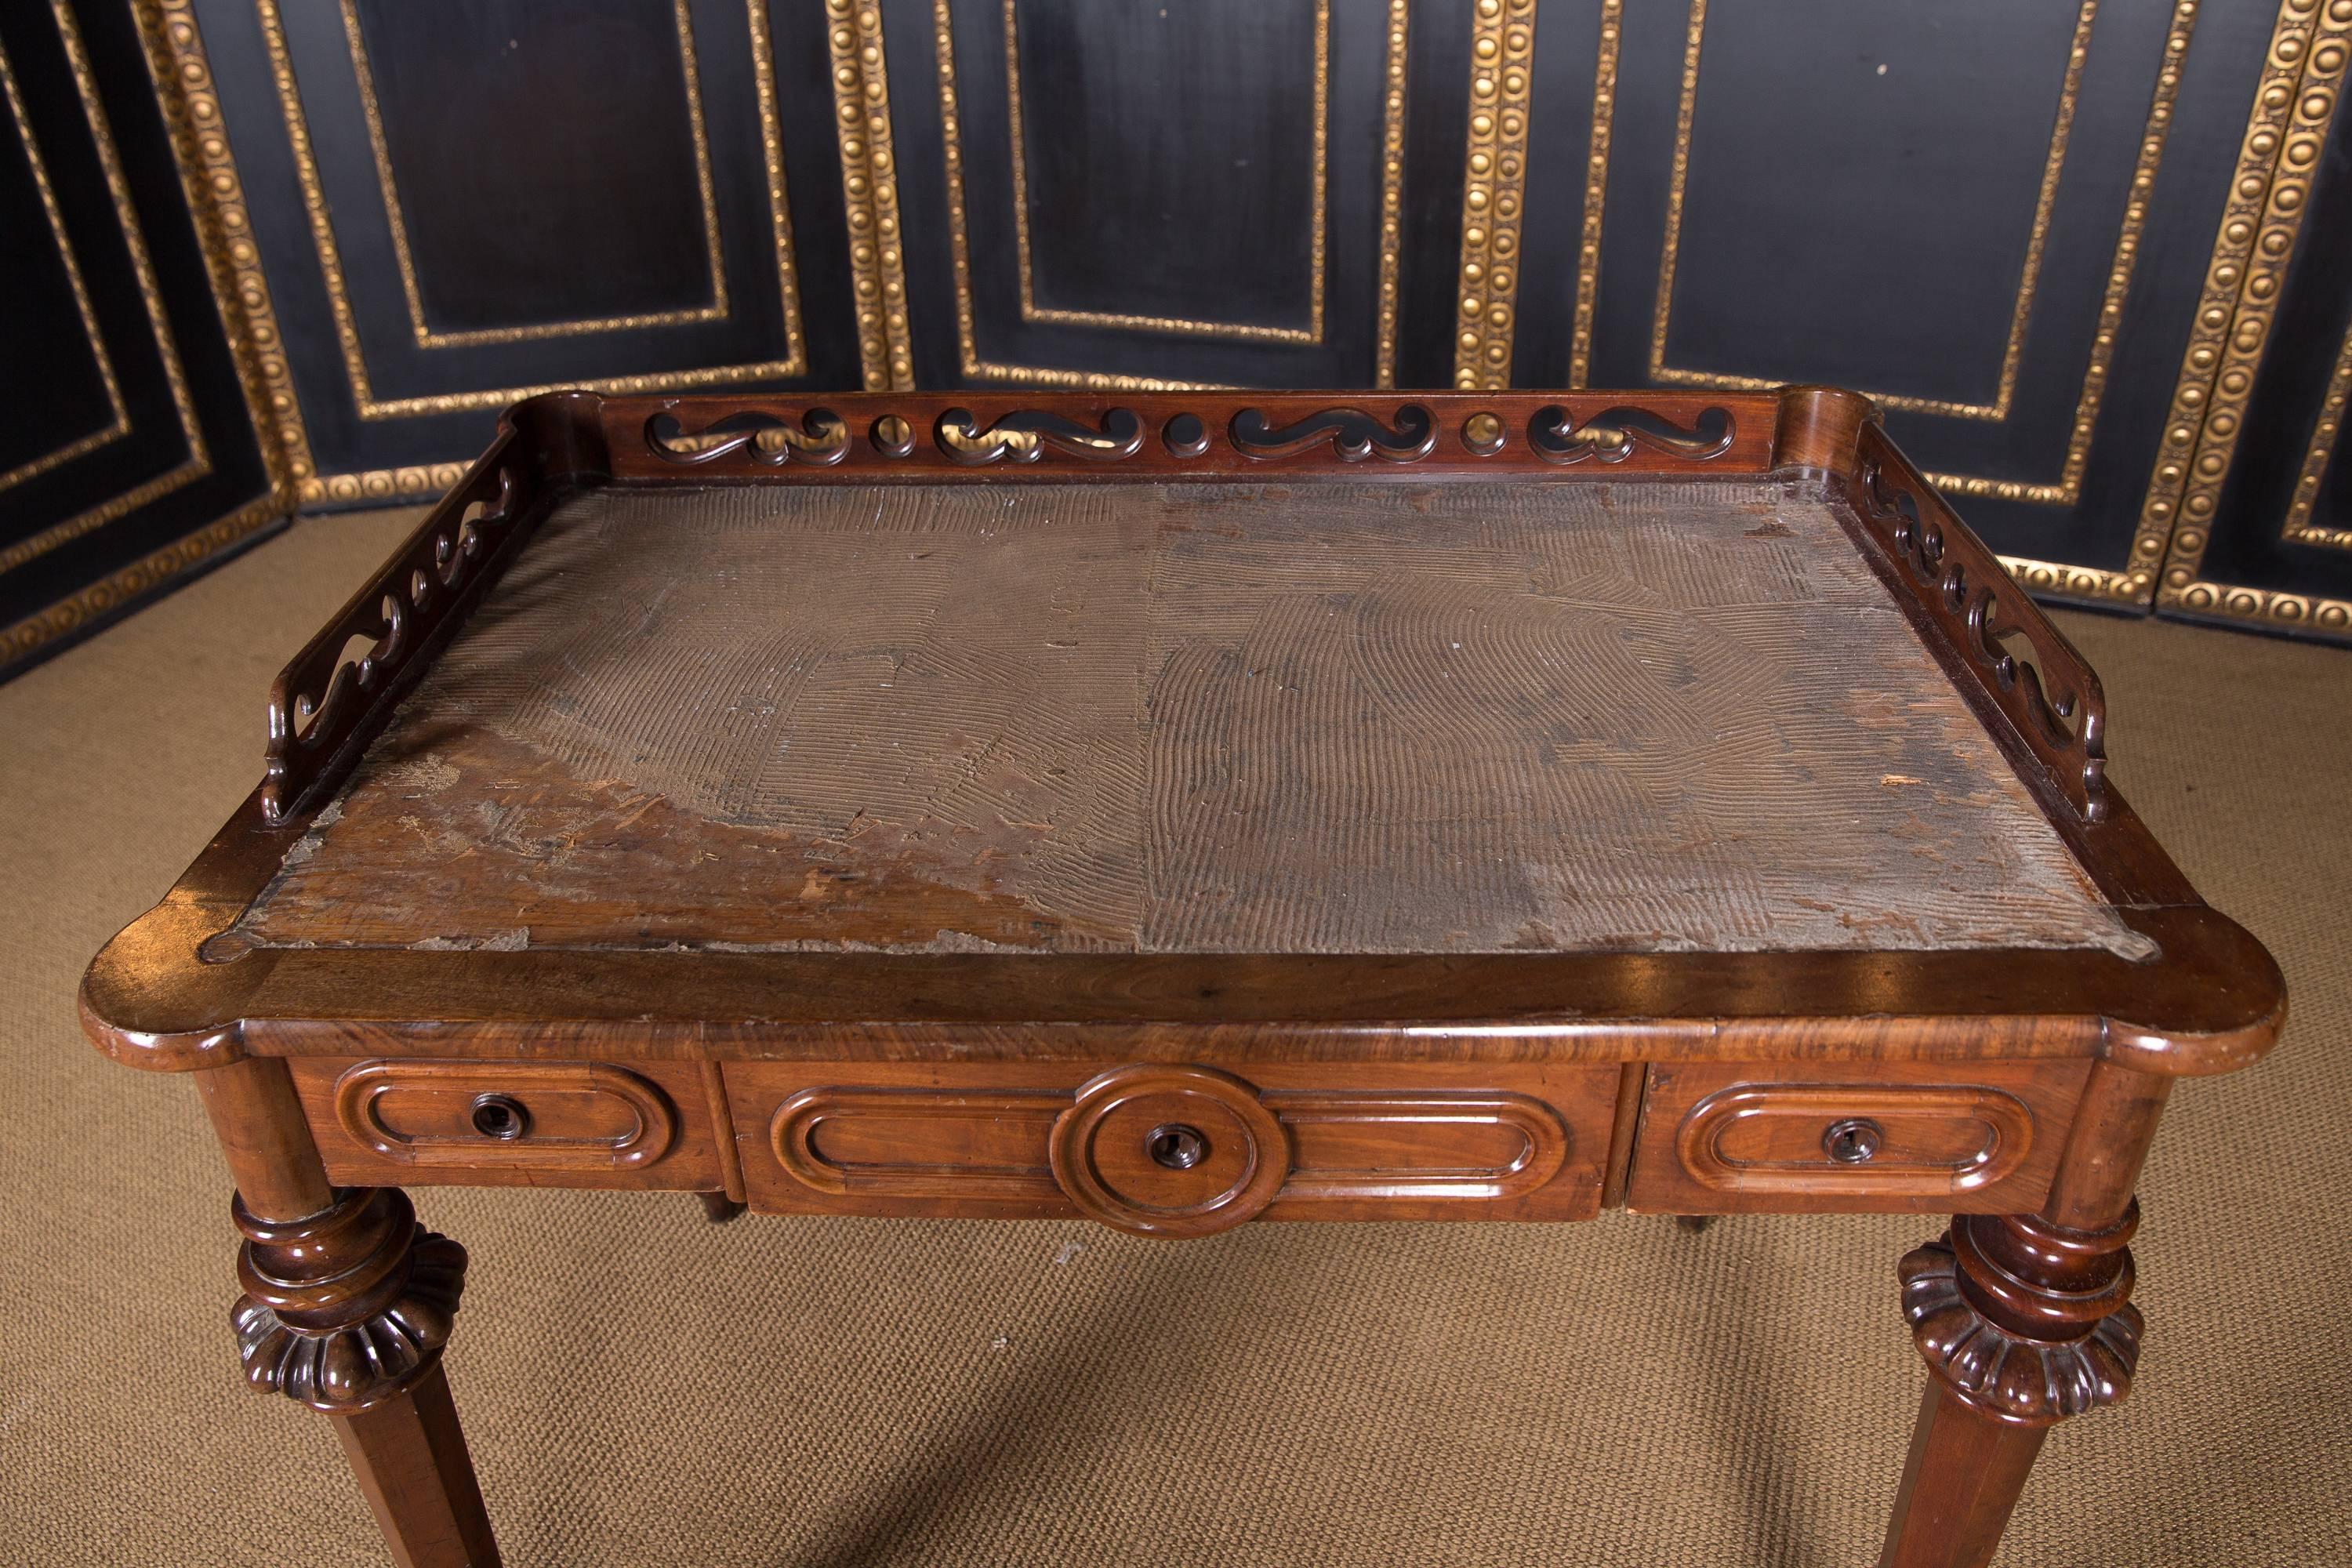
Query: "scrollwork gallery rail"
1849 423 2110 823
633 397 1757 476
263 445 542 824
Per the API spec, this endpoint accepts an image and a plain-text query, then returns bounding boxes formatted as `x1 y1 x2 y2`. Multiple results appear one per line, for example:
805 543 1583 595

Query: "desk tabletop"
233 475 2140 962
79 390 2281 1070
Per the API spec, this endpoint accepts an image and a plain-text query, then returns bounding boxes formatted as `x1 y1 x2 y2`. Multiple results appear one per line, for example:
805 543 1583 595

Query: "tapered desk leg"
336 1365 499 1568
1879 1383 2049 1568
1877 1062 2167 1568
198 1059 501 1567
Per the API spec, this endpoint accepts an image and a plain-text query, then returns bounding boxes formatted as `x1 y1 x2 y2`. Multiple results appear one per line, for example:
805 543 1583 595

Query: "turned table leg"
1876 1062 2168 1568
198 1059 499 1567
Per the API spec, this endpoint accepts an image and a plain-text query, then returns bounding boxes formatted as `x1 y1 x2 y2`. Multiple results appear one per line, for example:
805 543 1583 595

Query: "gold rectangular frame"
336 0 735 350
1004 0 1330 347
250 0 807 423
920 0 1406 390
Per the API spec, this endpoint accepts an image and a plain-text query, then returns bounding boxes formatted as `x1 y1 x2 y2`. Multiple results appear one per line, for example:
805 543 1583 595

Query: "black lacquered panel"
0 0 276 678
353 0 719 335
886 0 1462 389
191 0 864 494
1512 0 2282 599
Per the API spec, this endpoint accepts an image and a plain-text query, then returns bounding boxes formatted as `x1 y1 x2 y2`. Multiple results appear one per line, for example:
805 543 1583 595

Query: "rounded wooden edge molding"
333 1060 677 1170
1676 1082 2034 1196
1050 1064 1291 1239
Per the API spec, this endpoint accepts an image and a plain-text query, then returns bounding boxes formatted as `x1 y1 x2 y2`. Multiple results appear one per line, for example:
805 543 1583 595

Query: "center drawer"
723 1060 1621 1232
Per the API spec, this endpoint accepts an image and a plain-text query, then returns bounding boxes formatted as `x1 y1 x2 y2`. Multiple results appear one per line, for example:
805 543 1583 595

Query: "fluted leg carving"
1878 1203 2143 1568
232 1186 468 1414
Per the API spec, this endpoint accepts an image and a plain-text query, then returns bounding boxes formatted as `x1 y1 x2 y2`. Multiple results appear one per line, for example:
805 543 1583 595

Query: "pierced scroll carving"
646 408 850 466
1852 426 2109 822
936 408 1144 464
263 463 524 823
232 1186 467 1413
1898 1206 2141 1427
1527 405 1735 464
1229 405 1438 463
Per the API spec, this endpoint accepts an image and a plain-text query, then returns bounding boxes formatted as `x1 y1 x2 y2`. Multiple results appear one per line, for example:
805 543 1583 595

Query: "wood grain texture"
723 1058 1617 1223
288 1058 724 1190
230 477 2141 960
1625 1059 2092 1214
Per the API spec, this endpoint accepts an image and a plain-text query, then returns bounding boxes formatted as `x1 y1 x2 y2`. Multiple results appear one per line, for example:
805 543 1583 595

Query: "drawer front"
290 1058 731 1190
725 1061 1621 1232
1626 1060 2092 1214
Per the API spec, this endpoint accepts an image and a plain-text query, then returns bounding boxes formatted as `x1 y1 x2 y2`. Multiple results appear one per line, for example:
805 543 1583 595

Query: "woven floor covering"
1 506 2343 1567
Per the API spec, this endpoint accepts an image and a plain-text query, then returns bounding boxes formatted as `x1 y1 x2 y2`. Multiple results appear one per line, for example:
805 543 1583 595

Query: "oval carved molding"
333 1059 678 1171
1676 1082 2034 1196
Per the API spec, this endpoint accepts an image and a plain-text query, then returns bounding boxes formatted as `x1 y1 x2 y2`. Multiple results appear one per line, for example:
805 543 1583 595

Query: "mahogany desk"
82 387 2284 1567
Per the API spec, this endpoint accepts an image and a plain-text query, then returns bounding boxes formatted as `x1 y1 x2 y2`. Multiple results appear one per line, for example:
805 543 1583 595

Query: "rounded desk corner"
78 901 260 1073
2099 907 2288 1079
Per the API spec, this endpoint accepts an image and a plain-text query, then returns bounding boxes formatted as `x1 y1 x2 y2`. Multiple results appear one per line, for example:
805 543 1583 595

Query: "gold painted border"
2282 315 2352 548
336 0 732 349
0 32 131 495
1450 0 1535 390
829 0 913 390
1635 0 2190 521
253 0 806 423
0 2 215 576
927 0 1402 390
1566 0 1621 389
2152 0 2352 637
1004 0 1329 346
1650 0 2096 423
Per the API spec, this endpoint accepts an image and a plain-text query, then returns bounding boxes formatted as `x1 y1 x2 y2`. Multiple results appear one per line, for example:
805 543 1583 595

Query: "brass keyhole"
1146 1123 1207 1171
470 1093 529 1141
1823 1118 1882 1164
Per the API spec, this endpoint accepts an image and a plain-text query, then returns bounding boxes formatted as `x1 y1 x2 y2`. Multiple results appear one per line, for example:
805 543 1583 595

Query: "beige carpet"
1 507 2344 1567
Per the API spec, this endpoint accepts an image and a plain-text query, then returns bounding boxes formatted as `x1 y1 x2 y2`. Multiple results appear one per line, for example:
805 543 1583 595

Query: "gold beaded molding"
2151 0 2352 637
136 0 312 503
1452 0 1535 389
829 0 913 389
0 493 282 673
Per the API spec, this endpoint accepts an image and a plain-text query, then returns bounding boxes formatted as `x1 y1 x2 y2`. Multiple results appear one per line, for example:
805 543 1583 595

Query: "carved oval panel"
1265 1091 1570 1204
771 1087 1067 1201
1675 1083 2035 1197
333 1059 677 1171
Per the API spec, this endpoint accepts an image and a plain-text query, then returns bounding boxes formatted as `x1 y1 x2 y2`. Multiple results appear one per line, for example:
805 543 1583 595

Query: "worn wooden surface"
230 477 2138 960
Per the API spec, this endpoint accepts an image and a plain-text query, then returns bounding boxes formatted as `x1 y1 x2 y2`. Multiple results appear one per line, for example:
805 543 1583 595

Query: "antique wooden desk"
82 387 2283 1567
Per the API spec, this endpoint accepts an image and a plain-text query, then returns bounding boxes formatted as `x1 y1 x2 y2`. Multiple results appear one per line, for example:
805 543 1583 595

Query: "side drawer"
289 1057 731 1190
724 1060 1623 1232
1625 1059 2092 1214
